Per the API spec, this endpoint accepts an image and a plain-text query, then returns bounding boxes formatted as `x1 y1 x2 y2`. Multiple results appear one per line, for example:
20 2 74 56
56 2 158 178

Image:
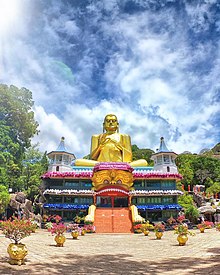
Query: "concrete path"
0 228 219 274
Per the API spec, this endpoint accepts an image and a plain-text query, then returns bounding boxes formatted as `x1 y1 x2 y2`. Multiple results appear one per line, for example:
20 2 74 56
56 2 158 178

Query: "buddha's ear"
103 123 105 133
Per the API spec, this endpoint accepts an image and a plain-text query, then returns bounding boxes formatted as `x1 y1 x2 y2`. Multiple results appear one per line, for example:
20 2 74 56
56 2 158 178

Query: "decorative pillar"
128 196 132 206
93 195 97 206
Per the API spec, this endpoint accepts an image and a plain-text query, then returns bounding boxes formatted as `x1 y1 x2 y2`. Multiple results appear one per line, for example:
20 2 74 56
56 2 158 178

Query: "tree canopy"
176 153 220 192
131 145 154 165
0 84 45 197
0 84 39 150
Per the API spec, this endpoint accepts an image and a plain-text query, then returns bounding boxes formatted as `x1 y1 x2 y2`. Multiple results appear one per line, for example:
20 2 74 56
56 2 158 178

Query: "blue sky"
0 0 219 158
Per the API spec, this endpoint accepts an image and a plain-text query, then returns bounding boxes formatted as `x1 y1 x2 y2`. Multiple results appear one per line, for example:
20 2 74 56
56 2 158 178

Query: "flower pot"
7 243 28 265
143 229 150 236
81 229 86 236
199 228 205 233
55 235 66 247
155 232 163 239
177 234 188 246
134 229 142 234
71 231 79 239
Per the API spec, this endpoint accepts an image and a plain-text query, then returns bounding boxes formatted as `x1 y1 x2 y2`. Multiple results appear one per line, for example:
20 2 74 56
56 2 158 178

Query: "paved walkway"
0 228 220 274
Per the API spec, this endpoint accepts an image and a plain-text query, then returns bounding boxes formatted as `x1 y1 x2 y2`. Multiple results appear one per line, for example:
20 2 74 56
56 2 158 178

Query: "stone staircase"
193 192 207 207
94 208 133 233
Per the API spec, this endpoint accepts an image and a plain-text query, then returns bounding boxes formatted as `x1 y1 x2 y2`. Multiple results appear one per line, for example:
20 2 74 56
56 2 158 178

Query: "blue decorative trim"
133 167 153 171
72 166 94 172
136 204 182 210
43 203 90 210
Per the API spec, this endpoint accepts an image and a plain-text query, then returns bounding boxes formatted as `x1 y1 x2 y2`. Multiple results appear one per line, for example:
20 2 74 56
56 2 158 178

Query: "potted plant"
0 217 33 265
80 226 86 236
133 223 143 233
203 221 214 229
45 221 53 230
41 214 49 229
177 215 185 223
173 223 195 246
74 215 85 224
83 223 96 233
141 221 154 236
67 223 81 239
48 223 67 246
167 216 176 225
47 214 62 224
42 214 49 222
30 220 39 233
197 223 206 233
154 223 165 239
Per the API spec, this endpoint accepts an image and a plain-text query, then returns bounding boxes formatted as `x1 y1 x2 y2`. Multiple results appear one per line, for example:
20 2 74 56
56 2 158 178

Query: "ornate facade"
42 137 183 229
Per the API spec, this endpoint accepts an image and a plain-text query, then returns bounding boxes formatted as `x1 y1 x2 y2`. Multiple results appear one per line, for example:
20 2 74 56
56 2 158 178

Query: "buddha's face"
103 114 119 132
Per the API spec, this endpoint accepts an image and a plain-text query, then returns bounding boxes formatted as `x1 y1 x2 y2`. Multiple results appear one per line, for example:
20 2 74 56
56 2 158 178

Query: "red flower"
133 224 142 230
177 215 185 223
48 223 66 235
154 223 165 232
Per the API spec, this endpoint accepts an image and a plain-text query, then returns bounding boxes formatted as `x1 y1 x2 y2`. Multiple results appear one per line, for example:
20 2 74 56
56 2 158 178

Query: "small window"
163 155 170 164
157 156 162 164
167 166 170 172
56 166 59 171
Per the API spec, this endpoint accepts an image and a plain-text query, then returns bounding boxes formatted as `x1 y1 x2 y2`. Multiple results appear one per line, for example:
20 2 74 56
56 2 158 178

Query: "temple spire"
56 137 67 152
47 137 76 172
158 137 170 152
151 137 178 173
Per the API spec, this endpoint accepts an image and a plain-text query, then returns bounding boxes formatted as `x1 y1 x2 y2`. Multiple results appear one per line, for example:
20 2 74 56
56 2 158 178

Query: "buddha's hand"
108 139 123 150
100 137 110 144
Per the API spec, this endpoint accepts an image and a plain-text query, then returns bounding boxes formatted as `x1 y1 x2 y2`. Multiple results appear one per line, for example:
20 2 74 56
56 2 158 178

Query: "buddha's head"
103 114 119 133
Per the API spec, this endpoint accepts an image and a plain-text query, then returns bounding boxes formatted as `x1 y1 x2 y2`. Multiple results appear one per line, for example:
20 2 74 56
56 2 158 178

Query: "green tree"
21 146 48 201
178 193 194 209
0 185 10 214
132 145 154 165
192 156 220 188
178 193 199 223
176 154 194 190
206 182 220 195
0 123 20 187
0 84 39 150
185 205 199 224
0 84 39 192
176 153 220 192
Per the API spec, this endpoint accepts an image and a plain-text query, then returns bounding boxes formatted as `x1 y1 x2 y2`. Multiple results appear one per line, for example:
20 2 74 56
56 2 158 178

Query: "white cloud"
32 106 81 155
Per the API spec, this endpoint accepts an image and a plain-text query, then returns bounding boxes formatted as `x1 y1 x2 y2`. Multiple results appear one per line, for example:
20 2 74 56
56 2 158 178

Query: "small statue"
75 114 147 167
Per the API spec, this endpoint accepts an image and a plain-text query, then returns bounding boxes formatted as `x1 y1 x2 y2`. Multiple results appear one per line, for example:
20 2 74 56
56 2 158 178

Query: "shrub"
154 223 165 232
0 217 33 244
48 223 66 236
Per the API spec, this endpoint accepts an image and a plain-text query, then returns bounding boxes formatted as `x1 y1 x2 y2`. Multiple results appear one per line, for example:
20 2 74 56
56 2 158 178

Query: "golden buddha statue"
75 114 148 167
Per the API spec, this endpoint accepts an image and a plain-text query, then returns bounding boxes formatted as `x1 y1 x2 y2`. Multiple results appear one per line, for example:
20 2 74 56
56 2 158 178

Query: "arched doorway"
94 187 132 233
